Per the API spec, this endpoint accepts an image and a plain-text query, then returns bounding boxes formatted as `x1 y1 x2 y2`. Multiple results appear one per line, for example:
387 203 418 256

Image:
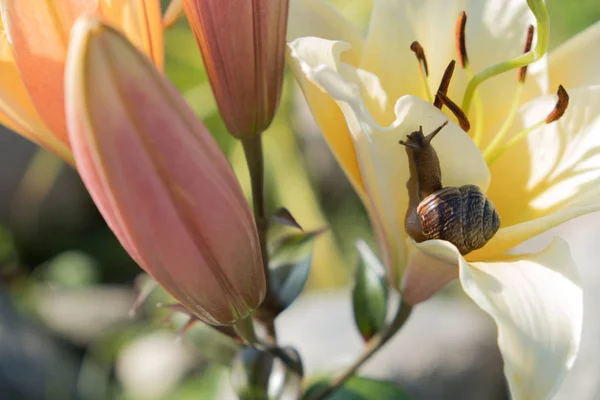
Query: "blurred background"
0 0 599 399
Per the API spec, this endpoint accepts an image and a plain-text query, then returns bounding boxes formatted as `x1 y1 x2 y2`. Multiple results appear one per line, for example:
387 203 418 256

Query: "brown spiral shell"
417 184 501 255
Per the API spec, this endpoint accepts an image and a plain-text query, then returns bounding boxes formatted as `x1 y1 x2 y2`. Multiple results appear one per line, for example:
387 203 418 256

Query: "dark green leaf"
270 256 312 312
268 230 325 311
270 229 325 265
271 208 303 231
303 376 412 400
352 241 388 341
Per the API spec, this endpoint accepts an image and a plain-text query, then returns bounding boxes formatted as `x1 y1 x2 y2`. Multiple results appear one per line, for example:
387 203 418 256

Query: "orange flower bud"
0 0 163 163
65 16 265 325
182 0 289 138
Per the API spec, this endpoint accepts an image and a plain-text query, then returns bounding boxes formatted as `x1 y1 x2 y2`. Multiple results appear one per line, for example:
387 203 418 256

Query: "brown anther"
518 25 535 83
437 92 471 132
410 41 429 76
545 85 569 123
434 60 456 109
455 11 468 68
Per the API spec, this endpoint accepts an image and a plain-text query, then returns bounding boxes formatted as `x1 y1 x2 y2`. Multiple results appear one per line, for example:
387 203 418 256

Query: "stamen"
410 41 429 76
434 60 455 109
454 11 484 144
486 86 570 165
518 25 535 83
437 92 470 132
546 85 569 123
455 11 468 68
411 41 434 103
483 25 537 162
462 0 550 117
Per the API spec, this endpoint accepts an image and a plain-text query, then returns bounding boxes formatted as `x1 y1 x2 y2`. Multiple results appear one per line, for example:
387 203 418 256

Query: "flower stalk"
242 135 278 340
310 302 413 400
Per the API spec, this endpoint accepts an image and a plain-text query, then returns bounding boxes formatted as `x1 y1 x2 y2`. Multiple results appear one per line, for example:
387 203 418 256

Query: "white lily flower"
287 0 600 398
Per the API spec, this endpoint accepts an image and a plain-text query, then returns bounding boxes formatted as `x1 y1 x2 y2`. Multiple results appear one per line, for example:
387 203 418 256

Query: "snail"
399 121 500 255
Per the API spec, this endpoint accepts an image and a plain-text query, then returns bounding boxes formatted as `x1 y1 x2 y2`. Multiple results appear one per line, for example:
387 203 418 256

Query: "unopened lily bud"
182 0 289 139
65 16 265 325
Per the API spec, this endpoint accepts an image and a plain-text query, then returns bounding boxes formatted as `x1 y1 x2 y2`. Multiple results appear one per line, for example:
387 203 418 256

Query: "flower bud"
65 16 265 325
0 0 163 162
182 0 289 138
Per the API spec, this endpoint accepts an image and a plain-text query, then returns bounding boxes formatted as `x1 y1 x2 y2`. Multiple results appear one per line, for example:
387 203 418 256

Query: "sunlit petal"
487 86 600 229
549 20 600 89
462 238 582 400
288 38 367 199
0 12 73 160
403 236 582 400
468 205 599 261
99 0 164 70
3 0 97 142
287 0 364 66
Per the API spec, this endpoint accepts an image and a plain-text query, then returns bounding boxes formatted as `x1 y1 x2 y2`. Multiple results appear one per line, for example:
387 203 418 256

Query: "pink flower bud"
182 0 289 138
65 16 265 325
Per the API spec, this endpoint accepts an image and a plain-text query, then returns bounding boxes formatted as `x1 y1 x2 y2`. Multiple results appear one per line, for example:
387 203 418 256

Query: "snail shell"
417 184 500 255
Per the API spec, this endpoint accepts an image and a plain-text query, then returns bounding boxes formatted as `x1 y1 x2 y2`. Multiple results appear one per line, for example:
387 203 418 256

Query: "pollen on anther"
518 25 535 83
437 92 470 132
455 11 468 68
546 85 569 123
434 60 456 109
410 41 429 76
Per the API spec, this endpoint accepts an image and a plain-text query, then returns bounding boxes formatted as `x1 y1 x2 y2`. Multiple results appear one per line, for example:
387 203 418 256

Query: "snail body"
400 122 500 255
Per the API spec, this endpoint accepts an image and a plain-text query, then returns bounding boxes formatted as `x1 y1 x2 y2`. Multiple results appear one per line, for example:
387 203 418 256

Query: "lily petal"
401 238 459 305
3 0 97 144
549 20 600 89
405 237 582 399
99 0 164 70
0 25 72 161
287 0 364 66
480 86 600 258
462 238 582 400
288 38 368 199
2 0 163 154
469 205 599 260
163 0 183 28
360 0 546 136
66 16 264 324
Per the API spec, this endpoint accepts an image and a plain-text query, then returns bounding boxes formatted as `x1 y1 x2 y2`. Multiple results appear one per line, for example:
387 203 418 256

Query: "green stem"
241 135 278 342
310 302 413 400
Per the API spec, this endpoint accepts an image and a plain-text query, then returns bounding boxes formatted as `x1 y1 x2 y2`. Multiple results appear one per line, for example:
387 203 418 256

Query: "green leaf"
268 230 324 311
303 376 412 400
270 229 325 265
352 241 388 341
271 208 303 231
270 256 312 312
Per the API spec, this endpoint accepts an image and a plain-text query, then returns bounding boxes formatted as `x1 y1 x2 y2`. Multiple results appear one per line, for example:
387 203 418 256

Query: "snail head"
399 120 449 152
